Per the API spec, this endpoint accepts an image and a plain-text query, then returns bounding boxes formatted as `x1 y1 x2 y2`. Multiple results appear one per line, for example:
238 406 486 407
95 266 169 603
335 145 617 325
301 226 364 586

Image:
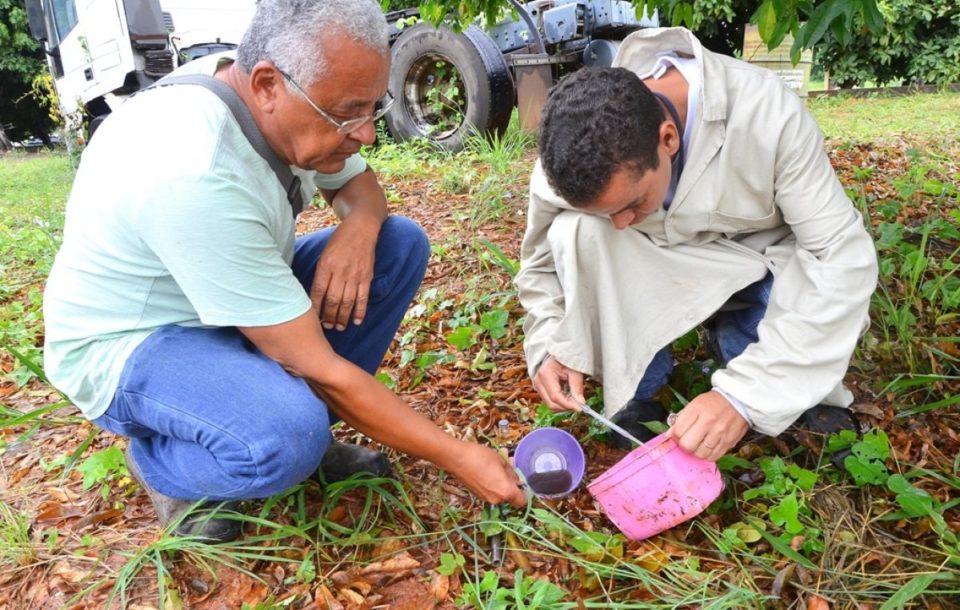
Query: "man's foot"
318 441 393 483
796 404 860 469
125 446 243 543
799 404 859 435
607 399 668 450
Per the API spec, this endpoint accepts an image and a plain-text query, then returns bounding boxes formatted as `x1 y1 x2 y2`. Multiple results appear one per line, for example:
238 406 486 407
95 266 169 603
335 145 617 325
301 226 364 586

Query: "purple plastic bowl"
514 427 585 497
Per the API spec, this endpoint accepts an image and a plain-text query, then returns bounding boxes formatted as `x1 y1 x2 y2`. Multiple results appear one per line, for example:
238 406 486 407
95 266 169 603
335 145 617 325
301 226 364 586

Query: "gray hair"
236 0 389 86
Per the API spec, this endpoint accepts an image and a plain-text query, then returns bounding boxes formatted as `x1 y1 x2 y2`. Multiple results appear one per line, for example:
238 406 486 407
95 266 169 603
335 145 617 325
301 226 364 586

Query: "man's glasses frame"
277 66 394 134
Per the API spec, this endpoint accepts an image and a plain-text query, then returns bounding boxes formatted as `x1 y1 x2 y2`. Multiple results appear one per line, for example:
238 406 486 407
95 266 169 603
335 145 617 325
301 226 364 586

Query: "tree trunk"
0 122 12 152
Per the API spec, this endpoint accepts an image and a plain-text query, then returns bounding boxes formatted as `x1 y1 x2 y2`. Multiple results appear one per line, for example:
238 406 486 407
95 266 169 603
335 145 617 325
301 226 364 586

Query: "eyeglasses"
277 67 394 134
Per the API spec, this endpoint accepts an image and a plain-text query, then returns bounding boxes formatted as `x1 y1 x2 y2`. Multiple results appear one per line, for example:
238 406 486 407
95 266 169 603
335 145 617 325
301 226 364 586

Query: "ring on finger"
702 441 717 449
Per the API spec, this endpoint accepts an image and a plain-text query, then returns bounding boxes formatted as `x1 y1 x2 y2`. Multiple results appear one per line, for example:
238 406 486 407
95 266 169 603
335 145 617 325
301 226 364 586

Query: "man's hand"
670 390 749 461
310 213 380 330
532 355 585 412
450 443 527 508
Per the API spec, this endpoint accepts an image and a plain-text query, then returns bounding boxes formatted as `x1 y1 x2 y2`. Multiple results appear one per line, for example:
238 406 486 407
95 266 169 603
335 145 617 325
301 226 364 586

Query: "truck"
25 0 656 151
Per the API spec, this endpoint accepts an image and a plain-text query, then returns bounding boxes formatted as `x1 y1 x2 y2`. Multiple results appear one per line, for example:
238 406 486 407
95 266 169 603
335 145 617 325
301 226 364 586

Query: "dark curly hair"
538 67 665 207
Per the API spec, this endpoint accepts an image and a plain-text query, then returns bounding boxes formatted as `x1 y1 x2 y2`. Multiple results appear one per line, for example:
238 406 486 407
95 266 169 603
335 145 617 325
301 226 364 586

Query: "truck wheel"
385 24 514 152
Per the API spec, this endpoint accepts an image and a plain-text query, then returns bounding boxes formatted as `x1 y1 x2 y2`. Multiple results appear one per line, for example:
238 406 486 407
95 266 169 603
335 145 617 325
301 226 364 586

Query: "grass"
808 91 960 146
2 93 960 607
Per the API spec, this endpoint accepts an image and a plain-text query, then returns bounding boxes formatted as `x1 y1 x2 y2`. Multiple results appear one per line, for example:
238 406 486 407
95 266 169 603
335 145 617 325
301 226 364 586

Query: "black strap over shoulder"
142 74 304 218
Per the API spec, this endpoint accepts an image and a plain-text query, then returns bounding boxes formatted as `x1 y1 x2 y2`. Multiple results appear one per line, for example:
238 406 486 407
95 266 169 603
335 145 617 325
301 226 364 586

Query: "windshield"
49 0 79 42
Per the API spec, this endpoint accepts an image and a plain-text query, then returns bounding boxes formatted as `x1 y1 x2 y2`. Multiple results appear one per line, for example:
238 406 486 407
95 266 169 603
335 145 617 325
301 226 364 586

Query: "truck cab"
25 0 255 133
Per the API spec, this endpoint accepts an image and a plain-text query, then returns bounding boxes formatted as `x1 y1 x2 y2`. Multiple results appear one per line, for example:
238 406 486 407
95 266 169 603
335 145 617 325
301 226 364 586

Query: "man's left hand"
670 390 749 461
311 214 380 330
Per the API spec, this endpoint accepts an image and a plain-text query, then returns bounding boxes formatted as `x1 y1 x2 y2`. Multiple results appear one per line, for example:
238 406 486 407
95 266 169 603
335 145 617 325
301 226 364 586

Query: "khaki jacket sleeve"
515 162 566 378
712 91 879 436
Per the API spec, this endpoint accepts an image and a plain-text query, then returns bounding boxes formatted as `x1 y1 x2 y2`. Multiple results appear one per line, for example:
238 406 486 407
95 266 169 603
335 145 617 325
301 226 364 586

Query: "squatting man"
43 0 525 542
516 27 878 460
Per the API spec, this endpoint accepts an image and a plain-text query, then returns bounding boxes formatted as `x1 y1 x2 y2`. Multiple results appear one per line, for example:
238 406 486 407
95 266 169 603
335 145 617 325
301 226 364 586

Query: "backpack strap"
142 73 304 218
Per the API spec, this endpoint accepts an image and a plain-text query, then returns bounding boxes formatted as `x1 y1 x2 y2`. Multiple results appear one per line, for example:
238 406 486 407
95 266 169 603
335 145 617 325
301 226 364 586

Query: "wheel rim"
402 53 467 139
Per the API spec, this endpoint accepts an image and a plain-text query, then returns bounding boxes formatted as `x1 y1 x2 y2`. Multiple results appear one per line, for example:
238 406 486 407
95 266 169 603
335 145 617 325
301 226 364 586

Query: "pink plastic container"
587 432 724 540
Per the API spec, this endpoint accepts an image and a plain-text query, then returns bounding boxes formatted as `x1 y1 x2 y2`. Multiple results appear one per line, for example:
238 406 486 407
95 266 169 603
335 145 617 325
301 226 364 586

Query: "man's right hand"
532 355 585 412
450 443 527 507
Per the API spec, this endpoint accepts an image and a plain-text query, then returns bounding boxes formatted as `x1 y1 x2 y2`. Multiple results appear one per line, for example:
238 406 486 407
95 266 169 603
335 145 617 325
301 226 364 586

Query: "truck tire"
385 24 514 152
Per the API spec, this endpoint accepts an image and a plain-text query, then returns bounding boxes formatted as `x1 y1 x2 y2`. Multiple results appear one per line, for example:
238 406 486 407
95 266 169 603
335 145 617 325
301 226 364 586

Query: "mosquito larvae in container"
527 469 573 496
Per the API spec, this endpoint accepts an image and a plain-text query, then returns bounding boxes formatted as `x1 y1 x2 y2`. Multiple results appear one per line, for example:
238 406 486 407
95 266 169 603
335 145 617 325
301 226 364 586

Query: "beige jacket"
515 28 878 435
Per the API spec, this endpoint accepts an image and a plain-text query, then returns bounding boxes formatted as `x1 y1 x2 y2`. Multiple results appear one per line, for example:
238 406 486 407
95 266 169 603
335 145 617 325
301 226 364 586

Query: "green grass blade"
0 339 51 386
878 573 940 609
896 394 960 418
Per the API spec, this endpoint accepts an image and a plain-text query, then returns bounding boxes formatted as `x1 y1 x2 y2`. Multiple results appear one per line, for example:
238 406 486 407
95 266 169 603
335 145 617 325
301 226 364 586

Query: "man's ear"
248 60 283 114
659 120 681 158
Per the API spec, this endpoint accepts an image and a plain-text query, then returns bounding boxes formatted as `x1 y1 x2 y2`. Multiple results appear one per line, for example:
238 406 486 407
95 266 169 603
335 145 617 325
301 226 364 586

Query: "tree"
817 0 960 88
0 0 55 150
414 0 885 62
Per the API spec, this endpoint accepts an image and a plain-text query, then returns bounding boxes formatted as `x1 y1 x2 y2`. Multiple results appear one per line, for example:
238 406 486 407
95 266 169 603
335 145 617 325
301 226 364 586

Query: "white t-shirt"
43 53 366 419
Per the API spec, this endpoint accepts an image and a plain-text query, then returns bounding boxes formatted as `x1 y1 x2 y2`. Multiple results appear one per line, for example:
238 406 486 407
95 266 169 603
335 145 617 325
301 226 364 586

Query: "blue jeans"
634 274 773 401
94 216 429 500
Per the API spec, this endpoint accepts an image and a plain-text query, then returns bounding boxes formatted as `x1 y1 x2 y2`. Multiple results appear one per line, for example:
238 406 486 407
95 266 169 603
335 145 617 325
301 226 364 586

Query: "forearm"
240 311 467 472
321 167 388 225
516 177 568 377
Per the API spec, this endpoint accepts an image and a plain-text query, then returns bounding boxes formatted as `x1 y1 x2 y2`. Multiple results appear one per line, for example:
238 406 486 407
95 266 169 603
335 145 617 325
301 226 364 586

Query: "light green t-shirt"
43 53 366 419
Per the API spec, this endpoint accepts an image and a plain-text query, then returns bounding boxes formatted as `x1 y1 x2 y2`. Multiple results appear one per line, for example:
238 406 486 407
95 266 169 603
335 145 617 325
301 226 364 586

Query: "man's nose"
611 213 631 230
346 119 377 146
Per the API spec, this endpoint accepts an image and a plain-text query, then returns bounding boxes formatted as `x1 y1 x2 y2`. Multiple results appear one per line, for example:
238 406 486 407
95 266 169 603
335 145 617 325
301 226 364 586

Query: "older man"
517 27 878 460
44 0 524 542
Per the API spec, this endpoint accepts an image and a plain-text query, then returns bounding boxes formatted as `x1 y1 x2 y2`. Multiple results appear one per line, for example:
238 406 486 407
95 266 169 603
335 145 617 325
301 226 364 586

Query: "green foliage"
0 500 35 568
78 446 129 500
0 153 72 385
845 428 891 486
736 457 823 556
816 0 960 87
0 0 56 142
436 551 465 575
459 569 568 609
414 0 884 58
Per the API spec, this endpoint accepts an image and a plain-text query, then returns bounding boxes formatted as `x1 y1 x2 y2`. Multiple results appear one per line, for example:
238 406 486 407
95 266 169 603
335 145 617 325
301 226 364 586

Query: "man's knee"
381 216 430 271
246 405 332 491
547 211 613 256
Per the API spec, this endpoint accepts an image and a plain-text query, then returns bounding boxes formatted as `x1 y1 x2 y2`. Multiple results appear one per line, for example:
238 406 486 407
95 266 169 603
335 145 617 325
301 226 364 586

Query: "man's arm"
312 167 388 330
516 162 587 411
240 311 527 507
707 90 878 437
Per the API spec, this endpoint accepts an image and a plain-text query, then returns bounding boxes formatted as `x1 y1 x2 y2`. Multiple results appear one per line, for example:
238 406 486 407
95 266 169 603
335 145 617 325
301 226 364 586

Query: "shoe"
796 404 860 469
125 445 243 543
317 441 393 483
607 399 668 450
799 404 859 435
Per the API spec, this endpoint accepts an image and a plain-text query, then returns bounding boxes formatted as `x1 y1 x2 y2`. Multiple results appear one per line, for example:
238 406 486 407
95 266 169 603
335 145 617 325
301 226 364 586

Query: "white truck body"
27 0 255 121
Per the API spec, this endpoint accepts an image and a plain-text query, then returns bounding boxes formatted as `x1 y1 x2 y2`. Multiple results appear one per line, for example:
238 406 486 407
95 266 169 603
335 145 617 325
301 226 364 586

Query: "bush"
816 0 960 87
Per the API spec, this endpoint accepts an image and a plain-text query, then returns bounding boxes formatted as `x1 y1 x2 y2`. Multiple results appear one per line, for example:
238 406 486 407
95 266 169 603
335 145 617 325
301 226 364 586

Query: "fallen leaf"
359 552 420 576
431 573 449 601
338 587 365 605
505 531 532 572
315 584 343 610
72 507 124 530
52 561 88 584
849 402 884 418
771 563 796 597
807 593 831 610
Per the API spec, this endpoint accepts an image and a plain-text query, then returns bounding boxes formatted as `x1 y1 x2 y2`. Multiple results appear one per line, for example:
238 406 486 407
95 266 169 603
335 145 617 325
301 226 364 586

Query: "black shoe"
799 404 859 435
318 441 393 483
125 445 243 543
607 399 668 450
797 404 860 469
